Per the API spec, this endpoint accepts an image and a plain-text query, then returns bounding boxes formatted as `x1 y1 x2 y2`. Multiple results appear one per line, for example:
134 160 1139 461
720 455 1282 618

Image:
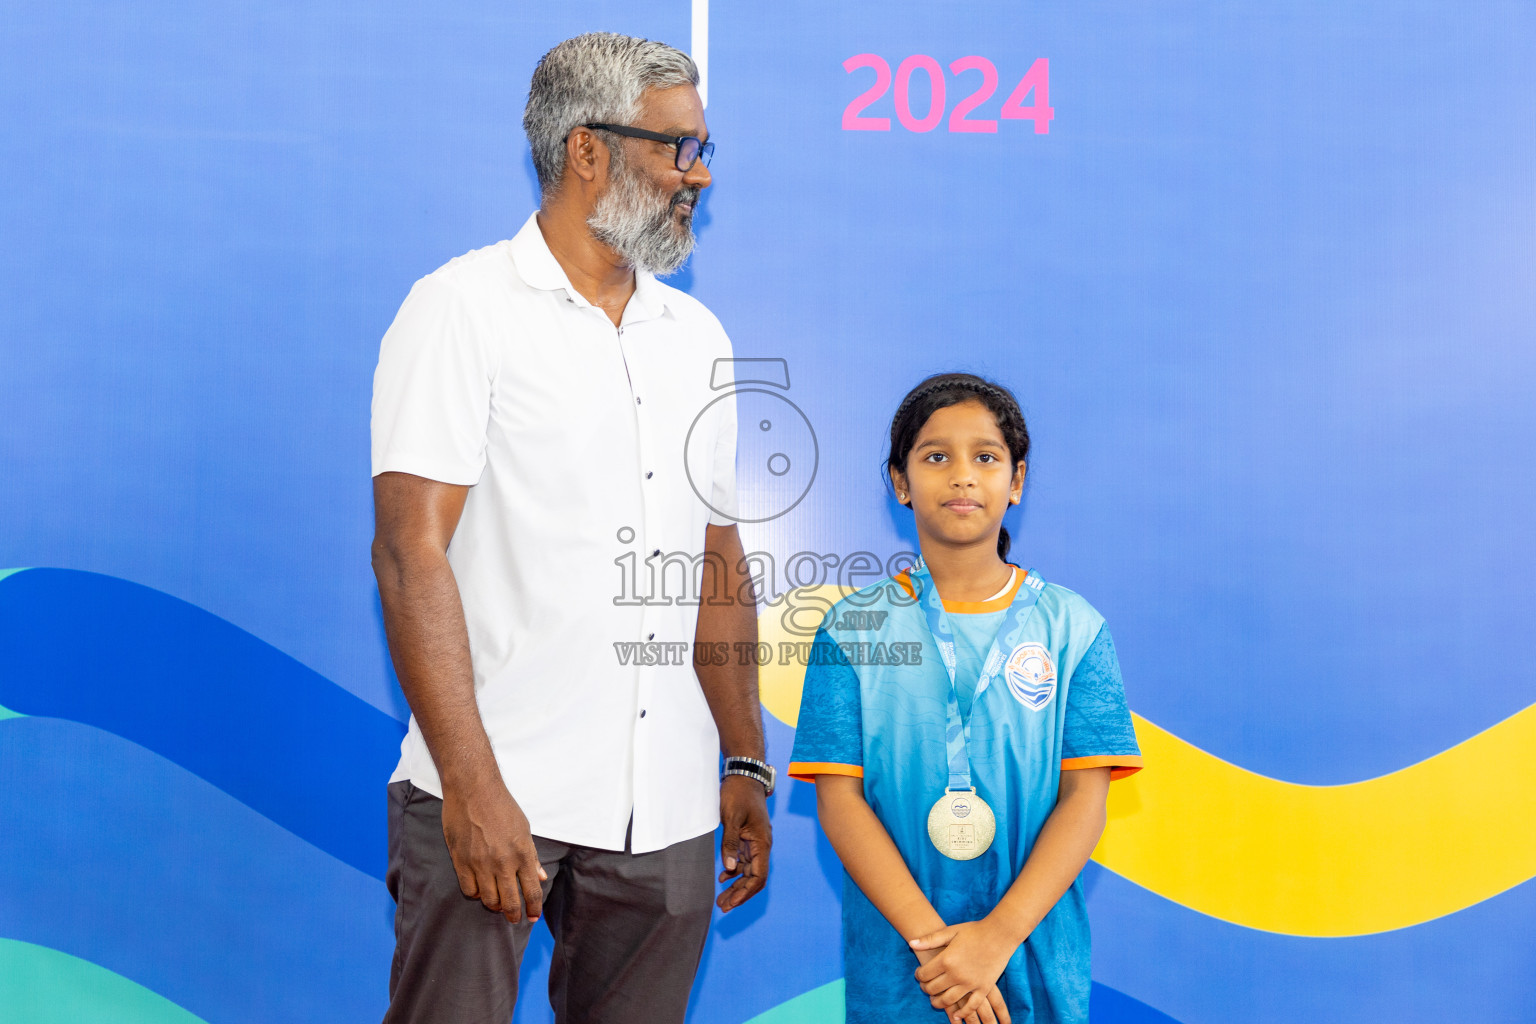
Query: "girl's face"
891 399 1026 555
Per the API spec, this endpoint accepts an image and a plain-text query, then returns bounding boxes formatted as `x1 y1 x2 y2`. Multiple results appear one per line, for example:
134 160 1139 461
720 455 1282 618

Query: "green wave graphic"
0 938 209 1024
742 980 844 1023
0 569 27 584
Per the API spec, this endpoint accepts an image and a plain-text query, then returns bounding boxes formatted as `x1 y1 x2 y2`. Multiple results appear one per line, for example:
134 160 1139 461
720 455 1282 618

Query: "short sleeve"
370 274 492 485
1061 624 1143 780
706 387 739 526
787 627 864 780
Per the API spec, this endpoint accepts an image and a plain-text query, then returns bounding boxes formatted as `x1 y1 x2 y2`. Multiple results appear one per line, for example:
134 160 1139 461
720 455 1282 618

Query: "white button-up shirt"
371 212 738 853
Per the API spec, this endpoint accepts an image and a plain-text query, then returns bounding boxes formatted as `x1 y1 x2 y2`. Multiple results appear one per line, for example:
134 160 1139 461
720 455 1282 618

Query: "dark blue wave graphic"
1090 984 1184 1024
0 569 405 879
0 715 393 1024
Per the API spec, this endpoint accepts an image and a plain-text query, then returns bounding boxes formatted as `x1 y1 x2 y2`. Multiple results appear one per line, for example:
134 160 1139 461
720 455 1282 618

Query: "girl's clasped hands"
911 920 1015 1024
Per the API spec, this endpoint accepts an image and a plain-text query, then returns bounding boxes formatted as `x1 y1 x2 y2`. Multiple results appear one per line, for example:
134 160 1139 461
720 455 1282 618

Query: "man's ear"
565 126 602 185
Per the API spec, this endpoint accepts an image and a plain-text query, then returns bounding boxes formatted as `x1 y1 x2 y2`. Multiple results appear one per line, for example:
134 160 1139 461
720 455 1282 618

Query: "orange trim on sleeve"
787 761 865 782
1061 754 1144 781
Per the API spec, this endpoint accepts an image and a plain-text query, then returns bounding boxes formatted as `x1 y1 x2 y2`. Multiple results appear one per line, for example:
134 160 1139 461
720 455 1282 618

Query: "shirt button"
639 709 647 718
652 549 661 557
645 471 653 479
647 633 655 640
636 396 642 405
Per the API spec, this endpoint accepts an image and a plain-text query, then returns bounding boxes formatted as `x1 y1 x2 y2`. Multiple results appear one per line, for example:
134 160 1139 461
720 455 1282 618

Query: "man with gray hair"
369 32 773 1023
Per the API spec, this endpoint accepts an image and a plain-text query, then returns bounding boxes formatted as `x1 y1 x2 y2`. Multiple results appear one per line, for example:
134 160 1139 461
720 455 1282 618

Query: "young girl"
788 373 1142 1024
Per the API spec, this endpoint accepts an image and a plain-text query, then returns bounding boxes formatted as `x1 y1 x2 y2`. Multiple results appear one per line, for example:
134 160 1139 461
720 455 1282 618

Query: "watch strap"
722 756 775 795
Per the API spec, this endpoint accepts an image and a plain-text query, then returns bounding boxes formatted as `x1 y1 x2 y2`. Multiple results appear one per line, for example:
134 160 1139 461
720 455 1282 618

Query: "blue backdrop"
3 2 1534 1022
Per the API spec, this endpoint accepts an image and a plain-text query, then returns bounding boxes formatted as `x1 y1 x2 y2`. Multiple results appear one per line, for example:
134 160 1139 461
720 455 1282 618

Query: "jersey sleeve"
370 274 492 486
788 626 864 781
1061 624 1144 780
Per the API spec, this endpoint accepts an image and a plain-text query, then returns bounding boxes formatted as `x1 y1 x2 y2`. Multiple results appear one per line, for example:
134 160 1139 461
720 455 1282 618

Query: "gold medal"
927 788 996 860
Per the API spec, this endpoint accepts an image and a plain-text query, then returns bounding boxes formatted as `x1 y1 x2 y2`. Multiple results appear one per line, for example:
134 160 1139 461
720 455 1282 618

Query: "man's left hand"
717 773 772 911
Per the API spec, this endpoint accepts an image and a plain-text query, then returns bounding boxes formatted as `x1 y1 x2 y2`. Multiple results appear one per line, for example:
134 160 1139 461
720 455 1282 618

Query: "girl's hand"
957 985 1012 1024
912 934 1009 1023
939 984 1012 1024
914 942 1011 1024
910 921 1017 1014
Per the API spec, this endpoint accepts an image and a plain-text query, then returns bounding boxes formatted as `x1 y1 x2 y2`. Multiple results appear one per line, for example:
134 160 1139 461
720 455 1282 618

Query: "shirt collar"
508 211 670 323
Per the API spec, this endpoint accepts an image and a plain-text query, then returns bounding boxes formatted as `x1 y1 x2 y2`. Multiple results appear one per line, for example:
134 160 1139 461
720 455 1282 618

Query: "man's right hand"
440 777 547 924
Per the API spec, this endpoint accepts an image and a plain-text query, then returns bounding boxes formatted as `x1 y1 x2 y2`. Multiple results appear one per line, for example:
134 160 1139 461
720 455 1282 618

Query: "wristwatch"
722 756 776 796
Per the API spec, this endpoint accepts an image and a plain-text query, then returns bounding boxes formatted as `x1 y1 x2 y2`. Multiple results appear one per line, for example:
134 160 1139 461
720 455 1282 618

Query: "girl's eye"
977 453 997 463
925 452 948 463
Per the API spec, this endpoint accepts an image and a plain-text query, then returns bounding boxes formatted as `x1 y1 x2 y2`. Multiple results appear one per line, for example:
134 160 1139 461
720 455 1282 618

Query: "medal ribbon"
909 557 1045 792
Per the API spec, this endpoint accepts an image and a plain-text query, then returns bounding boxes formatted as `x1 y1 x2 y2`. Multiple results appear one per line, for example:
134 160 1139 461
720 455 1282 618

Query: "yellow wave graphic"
1098 708 1536 936
757 588 1536 936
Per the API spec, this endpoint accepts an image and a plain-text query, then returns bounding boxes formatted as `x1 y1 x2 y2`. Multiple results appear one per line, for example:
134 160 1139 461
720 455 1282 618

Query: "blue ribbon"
908 557 1046 792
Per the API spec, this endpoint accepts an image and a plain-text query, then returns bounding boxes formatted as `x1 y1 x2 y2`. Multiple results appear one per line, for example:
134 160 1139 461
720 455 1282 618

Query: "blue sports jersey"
788 566 1142 1024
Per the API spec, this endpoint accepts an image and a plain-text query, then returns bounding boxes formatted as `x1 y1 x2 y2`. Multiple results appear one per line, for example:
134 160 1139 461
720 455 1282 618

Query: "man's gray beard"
587 156 698 277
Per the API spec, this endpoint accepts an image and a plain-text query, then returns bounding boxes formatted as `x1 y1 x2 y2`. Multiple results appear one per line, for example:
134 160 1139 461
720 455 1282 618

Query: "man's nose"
683 159 711 190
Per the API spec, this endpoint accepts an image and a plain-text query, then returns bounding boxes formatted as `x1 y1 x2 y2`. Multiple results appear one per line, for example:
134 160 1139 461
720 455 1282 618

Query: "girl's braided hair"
886 373 1030 561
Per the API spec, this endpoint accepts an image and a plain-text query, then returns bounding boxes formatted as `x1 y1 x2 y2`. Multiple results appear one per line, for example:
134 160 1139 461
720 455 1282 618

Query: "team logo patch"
1004 642 1057 710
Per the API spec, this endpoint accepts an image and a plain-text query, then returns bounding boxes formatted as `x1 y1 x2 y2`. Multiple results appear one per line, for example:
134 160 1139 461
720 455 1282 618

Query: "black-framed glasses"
583 123 714 171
